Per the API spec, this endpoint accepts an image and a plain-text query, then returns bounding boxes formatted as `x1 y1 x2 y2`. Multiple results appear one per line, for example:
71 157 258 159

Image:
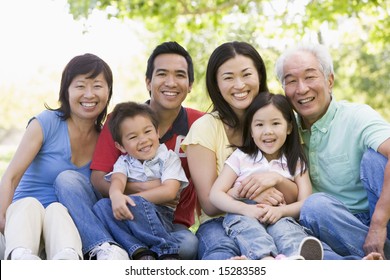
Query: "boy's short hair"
109 102 159 145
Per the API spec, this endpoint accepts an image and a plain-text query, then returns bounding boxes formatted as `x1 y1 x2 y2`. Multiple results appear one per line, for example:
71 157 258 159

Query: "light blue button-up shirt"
298 98 390 214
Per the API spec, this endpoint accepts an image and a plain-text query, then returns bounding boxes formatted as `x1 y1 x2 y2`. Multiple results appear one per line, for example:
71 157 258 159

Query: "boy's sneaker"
11 248 41 260
89 242 129 260
52 248 80 260
298 236 323 260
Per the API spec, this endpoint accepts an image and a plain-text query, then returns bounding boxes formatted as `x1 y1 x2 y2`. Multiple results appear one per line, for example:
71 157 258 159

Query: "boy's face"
115 115 159 162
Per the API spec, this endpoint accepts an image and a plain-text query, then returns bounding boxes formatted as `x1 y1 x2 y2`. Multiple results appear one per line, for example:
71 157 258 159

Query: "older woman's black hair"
206 41 269 129
239 92 307 176
46 53 113 132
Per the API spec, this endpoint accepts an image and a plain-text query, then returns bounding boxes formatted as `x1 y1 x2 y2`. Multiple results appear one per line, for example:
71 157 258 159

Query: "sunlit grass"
0 146 16 179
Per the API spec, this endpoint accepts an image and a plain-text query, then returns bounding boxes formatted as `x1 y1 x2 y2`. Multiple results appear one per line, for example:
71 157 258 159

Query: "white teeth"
298 97 314 104
81 102 96 107
163 91 178 96
233 92 248 98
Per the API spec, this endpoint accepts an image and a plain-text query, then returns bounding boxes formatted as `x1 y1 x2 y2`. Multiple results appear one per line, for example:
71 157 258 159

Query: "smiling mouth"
298 97 314 105
233 91 249 99
81 102 97 107
162 91 179 97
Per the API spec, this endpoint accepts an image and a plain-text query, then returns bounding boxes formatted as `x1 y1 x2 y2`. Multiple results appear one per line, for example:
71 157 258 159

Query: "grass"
0 145 16 178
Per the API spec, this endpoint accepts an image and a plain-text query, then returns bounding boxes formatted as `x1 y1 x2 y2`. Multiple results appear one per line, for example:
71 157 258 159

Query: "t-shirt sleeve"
224 149 241 176
161 150 189 190
90 115 122 172
104 155 129 182
356 104 390 151
181 114 218 153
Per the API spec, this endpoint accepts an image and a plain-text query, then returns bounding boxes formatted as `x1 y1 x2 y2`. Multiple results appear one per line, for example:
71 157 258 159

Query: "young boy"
92 101 188 260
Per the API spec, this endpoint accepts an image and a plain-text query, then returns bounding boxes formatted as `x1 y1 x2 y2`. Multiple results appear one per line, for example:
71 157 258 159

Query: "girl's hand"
257 204 283 224
110 193 136 221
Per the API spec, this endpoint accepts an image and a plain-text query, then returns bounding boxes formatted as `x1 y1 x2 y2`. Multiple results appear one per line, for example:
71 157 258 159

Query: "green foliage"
66 0 389 118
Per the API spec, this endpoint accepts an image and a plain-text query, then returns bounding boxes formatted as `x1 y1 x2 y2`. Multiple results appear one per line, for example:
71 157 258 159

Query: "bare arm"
238 172 298 204
210 164 262 217
0 119 43 233
90 170 161 197
186 144 224 216
364 138 390 257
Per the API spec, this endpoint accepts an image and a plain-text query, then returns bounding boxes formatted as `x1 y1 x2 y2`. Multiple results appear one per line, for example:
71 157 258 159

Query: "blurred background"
1 0 389 177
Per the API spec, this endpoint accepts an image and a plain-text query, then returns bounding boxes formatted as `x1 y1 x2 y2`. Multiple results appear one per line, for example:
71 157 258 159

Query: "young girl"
210 92 323 260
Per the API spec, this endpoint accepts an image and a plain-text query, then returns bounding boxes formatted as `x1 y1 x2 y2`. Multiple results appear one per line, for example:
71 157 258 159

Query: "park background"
0 0 389 178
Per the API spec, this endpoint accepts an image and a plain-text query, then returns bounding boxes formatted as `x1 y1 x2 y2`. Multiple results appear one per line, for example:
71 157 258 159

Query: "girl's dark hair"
206 41 269 128
45 53 113 132
239 92 307 175
109 101 159 146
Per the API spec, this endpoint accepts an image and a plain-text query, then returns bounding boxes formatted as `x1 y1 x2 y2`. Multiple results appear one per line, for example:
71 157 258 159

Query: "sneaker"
52 248 80 260
275 254 305 260
89 242 129 260
298 236 323 260
11 248 41 260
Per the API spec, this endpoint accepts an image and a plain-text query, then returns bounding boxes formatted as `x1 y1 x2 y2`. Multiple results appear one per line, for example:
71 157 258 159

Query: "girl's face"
68 73 110 122
251 104 292 161
216 55 260 116
115 115 160 162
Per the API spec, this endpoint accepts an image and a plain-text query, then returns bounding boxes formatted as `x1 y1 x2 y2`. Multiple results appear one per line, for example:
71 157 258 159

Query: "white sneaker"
89 242 129 260
298 236 324 260
275 254 305 260
11 248 41 260
52 248 80 260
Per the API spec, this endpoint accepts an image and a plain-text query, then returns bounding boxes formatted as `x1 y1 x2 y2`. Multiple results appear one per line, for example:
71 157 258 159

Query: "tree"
66 0 390 119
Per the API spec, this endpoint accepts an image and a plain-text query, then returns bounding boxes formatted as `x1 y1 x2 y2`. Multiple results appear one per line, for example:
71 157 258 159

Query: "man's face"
282 51 334 128
146 53 192 111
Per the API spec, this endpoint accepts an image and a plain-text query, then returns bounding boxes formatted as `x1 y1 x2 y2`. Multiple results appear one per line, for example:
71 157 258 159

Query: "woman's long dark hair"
45 53 113 132
238 92 307 175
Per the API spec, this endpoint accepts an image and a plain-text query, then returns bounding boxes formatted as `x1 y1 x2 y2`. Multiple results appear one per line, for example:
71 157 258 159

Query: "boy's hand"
110 192 136 220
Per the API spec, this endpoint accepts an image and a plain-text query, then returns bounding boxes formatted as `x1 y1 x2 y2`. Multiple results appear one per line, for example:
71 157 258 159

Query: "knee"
178 232 198 260
54 170 89 194
9 197 43 213
92 198 111 214
361 148 387 175
301 193 335 220
46 202 67 213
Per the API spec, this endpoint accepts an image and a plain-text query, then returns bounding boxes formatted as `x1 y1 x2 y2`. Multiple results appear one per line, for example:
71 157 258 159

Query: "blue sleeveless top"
13 110 92 207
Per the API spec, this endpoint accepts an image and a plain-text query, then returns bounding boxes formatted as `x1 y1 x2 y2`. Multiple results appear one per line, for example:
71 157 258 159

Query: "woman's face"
216 55 260 115
68 72 110 122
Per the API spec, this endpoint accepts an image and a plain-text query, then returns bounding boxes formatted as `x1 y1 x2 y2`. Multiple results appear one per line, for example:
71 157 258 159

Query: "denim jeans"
196 217 240 260
93 196 179 258
300 148 390 259
54 170 118 255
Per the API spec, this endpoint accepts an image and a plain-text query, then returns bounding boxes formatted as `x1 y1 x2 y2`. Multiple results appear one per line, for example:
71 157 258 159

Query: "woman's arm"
186 144 224 216
239 171 298 204
0 119 43 233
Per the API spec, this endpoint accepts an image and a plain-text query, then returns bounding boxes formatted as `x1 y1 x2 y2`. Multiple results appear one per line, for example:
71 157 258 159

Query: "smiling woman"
0 53 114 260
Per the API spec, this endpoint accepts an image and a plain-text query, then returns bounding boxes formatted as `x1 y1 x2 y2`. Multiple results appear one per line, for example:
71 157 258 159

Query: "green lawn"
0 146 16 178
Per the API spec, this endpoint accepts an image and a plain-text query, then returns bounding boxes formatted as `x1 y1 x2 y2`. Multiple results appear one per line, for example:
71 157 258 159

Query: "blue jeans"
300 149 390 259
54 171 198 258
54 171 118 255
196 217 240 260
93 196 179 258
224 215 322 259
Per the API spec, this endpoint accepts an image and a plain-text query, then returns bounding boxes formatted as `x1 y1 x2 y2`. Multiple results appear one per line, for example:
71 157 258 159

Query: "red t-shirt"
91 106 204 227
